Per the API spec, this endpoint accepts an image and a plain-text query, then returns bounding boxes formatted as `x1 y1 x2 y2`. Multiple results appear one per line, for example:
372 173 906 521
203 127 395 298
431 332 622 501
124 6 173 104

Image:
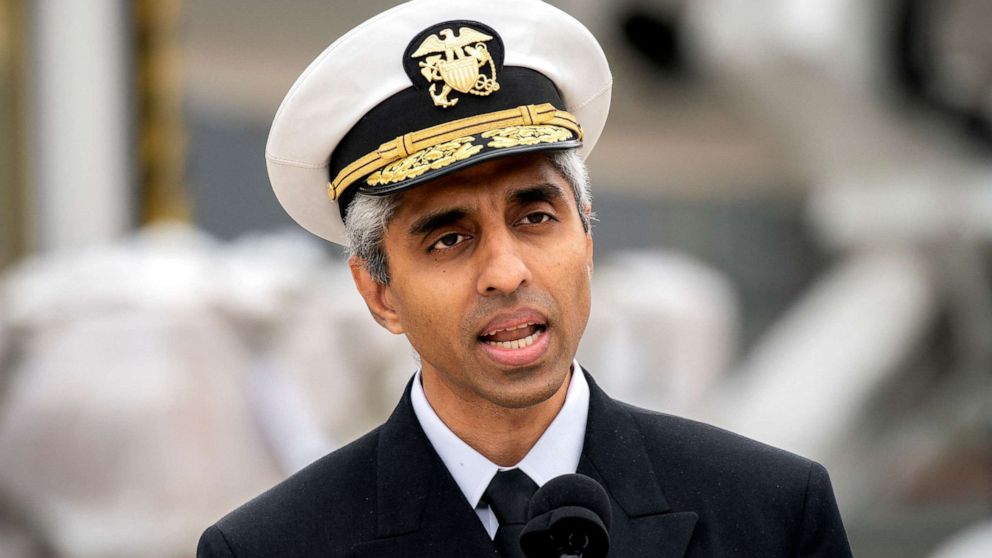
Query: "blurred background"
1 0 990 556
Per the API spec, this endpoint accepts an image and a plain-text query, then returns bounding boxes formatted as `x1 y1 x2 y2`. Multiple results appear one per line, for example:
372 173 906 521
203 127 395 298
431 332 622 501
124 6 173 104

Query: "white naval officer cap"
266 0 612 245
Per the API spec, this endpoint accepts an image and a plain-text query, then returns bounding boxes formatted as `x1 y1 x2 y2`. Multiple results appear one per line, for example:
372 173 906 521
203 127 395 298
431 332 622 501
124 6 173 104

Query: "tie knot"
482 469 538 526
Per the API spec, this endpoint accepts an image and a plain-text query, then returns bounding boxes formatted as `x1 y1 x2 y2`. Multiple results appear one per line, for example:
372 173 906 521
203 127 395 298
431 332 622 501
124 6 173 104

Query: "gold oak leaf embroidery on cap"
366 136 483 186
412 27 500 108
482 125 574 148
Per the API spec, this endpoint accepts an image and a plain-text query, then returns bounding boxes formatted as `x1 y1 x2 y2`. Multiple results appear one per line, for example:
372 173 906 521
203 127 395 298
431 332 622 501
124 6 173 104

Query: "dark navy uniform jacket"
198 370 853 557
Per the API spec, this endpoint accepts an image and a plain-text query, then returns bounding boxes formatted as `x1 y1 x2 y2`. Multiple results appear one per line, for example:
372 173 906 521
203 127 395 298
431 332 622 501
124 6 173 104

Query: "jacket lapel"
579 371 698 558
349 380 497 557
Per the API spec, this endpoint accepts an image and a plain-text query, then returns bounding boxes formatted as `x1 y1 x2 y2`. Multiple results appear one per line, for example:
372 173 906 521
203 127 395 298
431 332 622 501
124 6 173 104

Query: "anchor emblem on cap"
411 26 500 108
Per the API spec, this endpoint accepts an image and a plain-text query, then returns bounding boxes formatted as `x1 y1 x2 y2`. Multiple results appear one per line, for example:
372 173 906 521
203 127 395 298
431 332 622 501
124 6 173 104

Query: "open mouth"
478 322 548 350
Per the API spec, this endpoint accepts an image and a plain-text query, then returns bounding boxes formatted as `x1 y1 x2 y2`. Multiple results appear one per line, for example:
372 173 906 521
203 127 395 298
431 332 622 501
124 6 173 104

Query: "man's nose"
476 230 532 296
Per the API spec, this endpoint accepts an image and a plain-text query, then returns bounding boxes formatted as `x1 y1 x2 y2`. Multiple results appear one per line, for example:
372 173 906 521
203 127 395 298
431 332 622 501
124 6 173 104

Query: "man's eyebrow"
406 183 564 236
509 183 566 206
408 208 469 237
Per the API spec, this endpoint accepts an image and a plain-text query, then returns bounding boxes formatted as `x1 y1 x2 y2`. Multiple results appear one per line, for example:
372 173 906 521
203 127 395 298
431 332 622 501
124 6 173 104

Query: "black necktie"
482 469 539 558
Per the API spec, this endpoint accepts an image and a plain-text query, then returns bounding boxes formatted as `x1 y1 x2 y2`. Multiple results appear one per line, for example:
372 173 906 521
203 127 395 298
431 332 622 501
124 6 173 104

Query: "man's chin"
480 364 572 410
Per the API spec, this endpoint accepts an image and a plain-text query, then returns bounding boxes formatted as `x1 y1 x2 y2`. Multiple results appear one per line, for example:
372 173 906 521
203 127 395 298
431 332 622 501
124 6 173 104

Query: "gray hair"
345 149 592 284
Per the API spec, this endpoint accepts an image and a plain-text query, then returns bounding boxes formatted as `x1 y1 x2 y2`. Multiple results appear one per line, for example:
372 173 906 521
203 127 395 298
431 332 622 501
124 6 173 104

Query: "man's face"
353 153 593 410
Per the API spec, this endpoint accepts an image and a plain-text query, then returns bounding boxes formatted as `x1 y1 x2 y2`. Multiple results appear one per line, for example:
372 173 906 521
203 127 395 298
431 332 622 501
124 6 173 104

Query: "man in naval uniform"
198 0 853 556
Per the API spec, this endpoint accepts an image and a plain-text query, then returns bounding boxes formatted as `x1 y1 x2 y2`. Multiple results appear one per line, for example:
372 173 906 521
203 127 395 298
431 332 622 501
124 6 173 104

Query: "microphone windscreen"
520 474 612 557
527 474 612 530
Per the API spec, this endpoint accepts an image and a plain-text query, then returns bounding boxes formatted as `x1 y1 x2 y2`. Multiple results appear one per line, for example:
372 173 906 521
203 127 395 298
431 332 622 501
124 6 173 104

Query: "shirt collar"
410 361 589 509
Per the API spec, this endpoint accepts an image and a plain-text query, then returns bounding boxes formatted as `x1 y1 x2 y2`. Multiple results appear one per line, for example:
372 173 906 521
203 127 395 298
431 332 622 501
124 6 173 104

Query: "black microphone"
519 474 612 558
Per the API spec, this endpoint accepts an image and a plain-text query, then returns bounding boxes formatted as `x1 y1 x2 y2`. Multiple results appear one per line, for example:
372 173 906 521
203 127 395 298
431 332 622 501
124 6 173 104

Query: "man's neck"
420 369 572 467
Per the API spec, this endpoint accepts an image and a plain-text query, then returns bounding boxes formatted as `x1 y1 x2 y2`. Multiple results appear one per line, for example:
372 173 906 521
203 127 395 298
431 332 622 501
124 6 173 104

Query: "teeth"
482 322 537 337
483 328 542 349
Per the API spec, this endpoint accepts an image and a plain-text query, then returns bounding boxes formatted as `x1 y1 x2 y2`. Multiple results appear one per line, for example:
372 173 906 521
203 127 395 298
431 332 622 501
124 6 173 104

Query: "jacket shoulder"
621 402 824 518
201 427 382 556
623 402 816 478
620 402 854 555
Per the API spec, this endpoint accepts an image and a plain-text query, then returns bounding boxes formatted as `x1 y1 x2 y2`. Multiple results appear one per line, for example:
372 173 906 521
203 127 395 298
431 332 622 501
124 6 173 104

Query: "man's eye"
519 212 553 225
429 233 468 251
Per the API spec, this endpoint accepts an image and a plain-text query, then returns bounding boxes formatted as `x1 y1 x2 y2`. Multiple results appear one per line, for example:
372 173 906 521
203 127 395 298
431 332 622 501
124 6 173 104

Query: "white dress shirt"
411 361 589 538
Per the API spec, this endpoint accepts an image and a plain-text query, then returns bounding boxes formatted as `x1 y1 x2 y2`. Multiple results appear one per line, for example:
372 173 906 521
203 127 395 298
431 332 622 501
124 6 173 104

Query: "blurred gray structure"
685 0 992 554
0 228 287 557
30 0 134 251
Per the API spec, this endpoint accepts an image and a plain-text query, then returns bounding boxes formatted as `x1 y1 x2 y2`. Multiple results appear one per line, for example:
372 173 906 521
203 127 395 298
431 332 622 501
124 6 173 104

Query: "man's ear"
348 256 404 334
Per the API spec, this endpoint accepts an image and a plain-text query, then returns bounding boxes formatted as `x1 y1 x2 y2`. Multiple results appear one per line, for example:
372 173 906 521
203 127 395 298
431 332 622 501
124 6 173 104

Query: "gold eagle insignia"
412 27 500 108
